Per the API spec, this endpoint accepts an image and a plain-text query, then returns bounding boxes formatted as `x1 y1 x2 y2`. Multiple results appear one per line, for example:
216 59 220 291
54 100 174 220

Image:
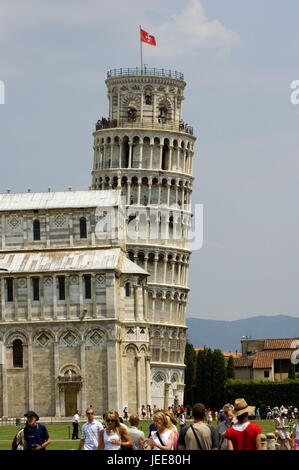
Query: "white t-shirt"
72 413 80 424
150 429 174 450
103 428 121 450
81 420 103 450
293 424 299 440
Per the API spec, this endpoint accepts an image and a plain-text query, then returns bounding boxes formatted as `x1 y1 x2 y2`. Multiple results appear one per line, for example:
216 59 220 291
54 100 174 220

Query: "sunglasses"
87 412 94 415
106 419 116 423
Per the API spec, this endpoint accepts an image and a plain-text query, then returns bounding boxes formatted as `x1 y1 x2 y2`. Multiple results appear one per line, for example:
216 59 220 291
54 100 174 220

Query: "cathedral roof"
0 248 148 276
0 190 122 211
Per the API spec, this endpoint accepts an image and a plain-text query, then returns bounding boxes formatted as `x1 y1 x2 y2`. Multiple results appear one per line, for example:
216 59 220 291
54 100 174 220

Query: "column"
171 261 175 285
178 261 182 286
28 339 34 410
69 213 74 247
110 143 114 168
159 144 163 169
53 275 57 320
148 183 152 205
14 279 18 321
107 340 121 411
117 91 120 123
1 343 8 417
149 144 154 169
128 142 133 169
136 356 141 415
168 146 173 171
46 214 50 248
92 273 97 318
1 215 5 249
167 182 171 207
27 277 32 321
118 141 122 168
137 180 141 205
176 147 180 171
40 275 45 321
66 275 71 320
168 294 174 323
143 286 148 321
54 341 61 416
145 356 151 407
139 142 143 169
127 182 131 206
103 145 107 169
1 278 5 321
153 254 159 283
80 341 87 414
163 258 167 284
164 383 170 410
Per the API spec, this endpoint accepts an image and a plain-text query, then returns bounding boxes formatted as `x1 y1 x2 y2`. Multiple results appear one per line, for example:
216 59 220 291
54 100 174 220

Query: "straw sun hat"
232 398 255 417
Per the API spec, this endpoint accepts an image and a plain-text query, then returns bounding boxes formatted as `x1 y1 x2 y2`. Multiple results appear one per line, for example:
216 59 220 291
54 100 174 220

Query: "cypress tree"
195 348 207 404
288 361 296 380
227 355 235 379
184 341 197 405
211 349 227 410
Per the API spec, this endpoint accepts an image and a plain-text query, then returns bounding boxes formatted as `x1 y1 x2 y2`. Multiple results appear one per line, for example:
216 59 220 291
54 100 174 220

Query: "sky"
0 0 299 321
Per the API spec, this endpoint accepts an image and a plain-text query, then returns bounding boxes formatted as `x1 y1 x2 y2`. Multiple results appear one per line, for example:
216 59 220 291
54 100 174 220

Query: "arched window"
13 339 23 368
80 217 87 239
125 282 131 297
33 219 40 241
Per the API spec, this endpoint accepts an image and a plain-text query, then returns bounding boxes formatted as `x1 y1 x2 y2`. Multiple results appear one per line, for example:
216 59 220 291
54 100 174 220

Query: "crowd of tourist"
13 400 299 451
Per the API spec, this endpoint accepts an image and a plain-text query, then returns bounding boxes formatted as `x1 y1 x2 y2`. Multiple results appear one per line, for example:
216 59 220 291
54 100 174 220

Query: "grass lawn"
0 419 293 450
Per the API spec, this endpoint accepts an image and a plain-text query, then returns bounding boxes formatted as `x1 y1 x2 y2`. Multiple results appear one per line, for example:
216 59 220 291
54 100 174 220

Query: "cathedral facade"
0 67 196 417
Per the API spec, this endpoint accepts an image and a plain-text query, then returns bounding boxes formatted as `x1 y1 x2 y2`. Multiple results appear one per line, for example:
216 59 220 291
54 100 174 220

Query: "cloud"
144 0 240 60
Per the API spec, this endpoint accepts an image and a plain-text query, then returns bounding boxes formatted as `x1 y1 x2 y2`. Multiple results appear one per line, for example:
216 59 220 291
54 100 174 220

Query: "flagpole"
139 25 143 70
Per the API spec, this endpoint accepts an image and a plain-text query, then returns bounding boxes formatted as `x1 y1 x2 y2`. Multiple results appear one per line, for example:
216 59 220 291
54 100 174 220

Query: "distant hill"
186 315 299 352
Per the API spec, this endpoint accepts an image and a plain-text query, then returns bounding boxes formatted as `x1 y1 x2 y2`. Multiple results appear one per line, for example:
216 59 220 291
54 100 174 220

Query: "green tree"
210 349 227 409
288 360 296 380
184 341 197 405
227 356 235 379
195 348 207 404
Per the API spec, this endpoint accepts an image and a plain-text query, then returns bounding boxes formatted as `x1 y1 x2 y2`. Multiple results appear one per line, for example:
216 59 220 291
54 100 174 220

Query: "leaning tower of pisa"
91 67 196 408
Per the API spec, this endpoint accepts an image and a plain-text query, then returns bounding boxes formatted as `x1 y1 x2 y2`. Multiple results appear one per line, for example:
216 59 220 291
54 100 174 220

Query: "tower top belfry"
103 67 193 136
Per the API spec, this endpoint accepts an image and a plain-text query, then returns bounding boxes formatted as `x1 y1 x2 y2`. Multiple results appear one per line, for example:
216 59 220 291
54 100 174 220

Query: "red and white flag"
140 28 156 46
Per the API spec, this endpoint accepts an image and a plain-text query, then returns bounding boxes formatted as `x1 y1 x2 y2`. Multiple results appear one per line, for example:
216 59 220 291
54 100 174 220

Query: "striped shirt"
81 420 103 450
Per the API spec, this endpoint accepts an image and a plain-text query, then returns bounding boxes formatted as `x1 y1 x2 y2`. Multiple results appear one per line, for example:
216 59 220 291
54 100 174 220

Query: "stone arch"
5 329 28 346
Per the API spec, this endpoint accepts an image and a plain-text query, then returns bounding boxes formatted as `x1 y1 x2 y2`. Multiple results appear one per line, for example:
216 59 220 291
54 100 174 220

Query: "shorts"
294 439 299 450
278 430 290 440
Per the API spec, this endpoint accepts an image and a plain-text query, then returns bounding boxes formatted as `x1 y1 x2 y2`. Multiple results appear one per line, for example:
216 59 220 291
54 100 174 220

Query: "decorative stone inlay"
96 275 105 286
71 275 79 285
153 372 165 383
7 214 21 230
86 330 105 347
60 331 79 347
34 333 51 347
18 278 26 288
44 277 52 287
54 214 66 227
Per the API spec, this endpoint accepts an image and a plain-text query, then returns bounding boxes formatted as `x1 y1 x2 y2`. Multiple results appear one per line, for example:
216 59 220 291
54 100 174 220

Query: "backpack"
12 428 24 451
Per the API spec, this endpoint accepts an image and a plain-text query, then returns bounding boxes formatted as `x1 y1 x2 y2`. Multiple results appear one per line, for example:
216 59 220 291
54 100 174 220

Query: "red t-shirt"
224 421 262 450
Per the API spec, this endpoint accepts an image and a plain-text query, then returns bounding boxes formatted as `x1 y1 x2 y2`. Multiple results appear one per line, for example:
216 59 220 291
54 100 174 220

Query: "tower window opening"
6 278 13 302
33 219 41 241
158 106 167 124
125 282 131 297
145 94 152 105
162 144 169 170
128 105 137 122
32 277 40 301
84 274 91 299
80 217 87 239
58 276 66 301
13 339 23 368
123 140 129 168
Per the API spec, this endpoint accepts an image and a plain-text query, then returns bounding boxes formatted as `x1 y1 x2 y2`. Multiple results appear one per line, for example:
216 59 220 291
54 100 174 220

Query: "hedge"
225 378 299 409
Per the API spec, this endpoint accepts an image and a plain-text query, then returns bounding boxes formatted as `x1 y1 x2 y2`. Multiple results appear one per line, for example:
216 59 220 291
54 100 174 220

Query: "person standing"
72 410 80 440
178 403 219 450
98 411 132 450
225 398 263 450
78 408 103 450
146 411 175 451
141 406 147 420
127 415 145 450
217 404 234 450
23 411 50 451
275 411 292 450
